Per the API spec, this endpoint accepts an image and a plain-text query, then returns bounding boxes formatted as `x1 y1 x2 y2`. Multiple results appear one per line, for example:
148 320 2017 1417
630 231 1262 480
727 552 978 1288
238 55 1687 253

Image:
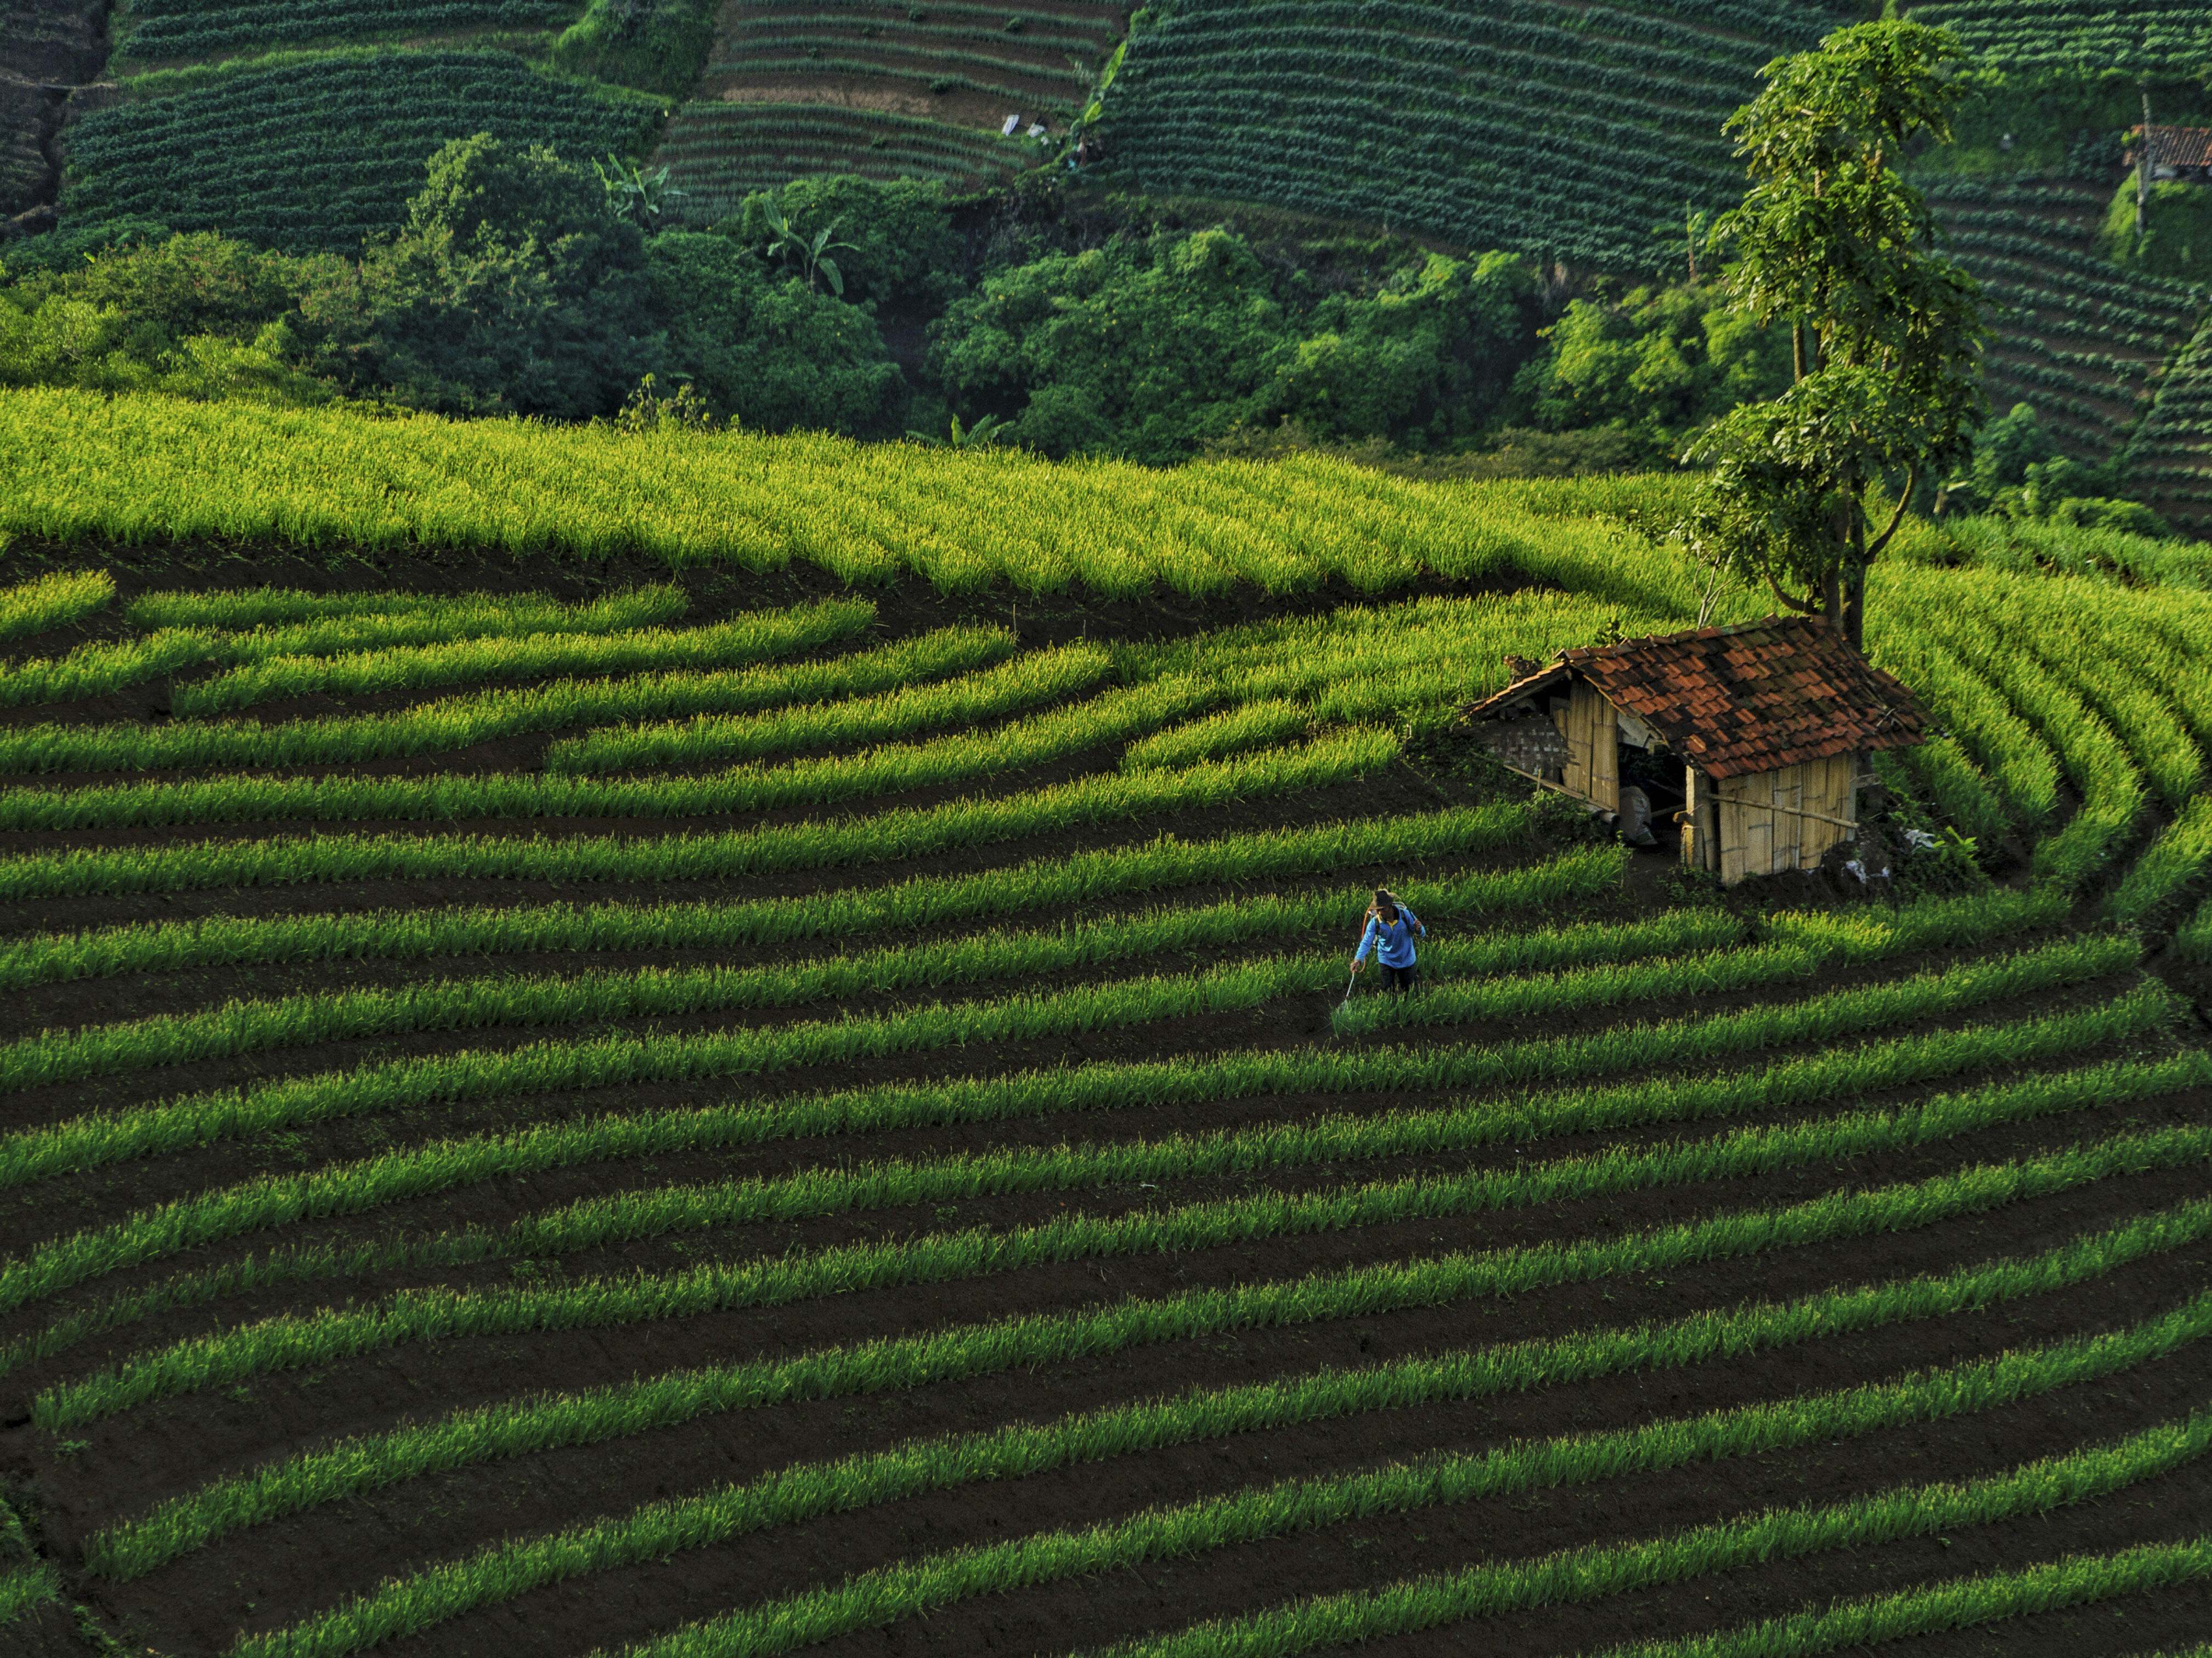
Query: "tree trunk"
1842 502 1869 652
2140 91 2154 244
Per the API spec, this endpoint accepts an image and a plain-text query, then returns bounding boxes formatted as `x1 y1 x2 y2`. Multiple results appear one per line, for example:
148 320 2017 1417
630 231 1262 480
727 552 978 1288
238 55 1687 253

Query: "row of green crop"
0 871 1721 1096
2125 318 2212 531
1106 51 1746 269
3 937 2119 1324
1880 569 2157 891
1121 697 1306 771
0 727 1398 901
1909 0 2212 81
0 890 2054 1142
45 994 2181 1438
0 580 1677 782
2112 796 2212 929
0 675 1219 830
0 927 1882 1308
205 1282 2212 1658
1051 1410 2212 1658
1129 1 1795 103
0 569 114 644
0 625 1005 776
721 12 1118 53
1955 583 2200 806
0 801 1548 992
34 1041 2194 1434
91 1182 2207 1592
0 1487 57 1627
127 586 545 629
1871 610 2062 827
180 595 870 713
7 1023 2171 1438
712 37 1094 87
0 1563 57 1627
1601 1544 2212 1658
114 0 574 64
540 641 1109 774
0 584 694 708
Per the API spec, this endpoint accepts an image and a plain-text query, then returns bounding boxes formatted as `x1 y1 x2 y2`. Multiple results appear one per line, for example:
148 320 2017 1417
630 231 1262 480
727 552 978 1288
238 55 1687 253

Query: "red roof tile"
2136 124 2212 170
1460 614 1926 780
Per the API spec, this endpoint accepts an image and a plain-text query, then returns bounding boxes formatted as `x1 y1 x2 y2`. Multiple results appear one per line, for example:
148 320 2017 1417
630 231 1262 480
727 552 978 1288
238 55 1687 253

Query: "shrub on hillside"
0 232 336 405
1505 280 1791 449
551 0 719 94
726 178 964 310
1941 403 2169 536
647 233 902 434
2101 179 2212 280
327 133 656 419
931 228 1537 462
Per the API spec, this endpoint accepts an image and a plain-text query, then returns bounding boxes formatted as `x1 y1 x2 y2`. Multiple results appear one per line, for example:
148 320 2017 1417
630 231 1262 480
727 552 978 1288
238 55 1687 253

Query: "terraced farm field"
1905 0 2212 83
2126 316 2212 540
1 398 2210 1654
1918 177 2210 489
58 0 669 257
656 0 1121 217
1101 0 1838 268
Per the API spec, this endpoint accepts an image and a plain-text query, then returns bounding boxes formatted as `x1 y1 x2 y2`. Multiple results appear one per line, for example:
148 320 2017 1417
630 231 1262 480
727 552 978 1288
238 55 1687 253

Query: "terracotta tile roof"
2137 124 2212 171
1460 614 1926 780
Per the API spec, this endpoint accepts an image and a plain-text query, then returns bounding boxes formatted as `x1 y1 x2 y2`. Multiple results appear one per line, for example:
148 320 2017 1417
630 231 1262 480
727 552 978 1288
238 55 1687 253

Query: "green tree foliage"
646 234 901 434
1942 404 2170 537
729 178 964 310
1678 21 1988 648
331 133 657 418
1274 251 1539 450
1506 282 1791 460
550 0 721 94
931 230 1537 462
0 233 335 405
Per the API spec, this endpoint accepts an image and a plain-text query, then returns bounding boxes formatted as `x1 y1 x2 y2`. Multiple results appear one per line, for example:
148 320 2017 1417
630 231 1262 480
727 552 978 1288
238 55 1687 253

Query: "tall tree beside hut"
1677 21 1987 650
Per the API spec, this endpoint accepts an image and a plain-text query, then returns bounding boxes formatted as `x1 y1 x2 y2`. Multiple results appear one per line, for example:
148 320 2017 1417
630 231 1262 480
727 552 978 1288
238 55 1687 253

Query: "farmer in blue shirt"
1350 887 1425 993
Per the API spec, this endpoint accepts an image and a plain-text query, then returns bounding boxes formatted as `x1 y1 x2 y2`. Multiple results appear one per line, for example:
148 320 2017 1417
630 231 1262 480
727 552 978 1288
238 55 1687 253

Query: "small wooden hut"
1459 615 1928 885
2131 123 2212 184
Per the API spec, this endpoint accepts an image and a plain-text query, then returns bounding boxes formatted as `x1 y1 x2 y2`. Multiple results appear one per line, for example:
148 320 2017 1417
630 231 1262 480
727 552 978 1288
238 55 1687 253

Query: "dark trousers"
1380 962 1419 994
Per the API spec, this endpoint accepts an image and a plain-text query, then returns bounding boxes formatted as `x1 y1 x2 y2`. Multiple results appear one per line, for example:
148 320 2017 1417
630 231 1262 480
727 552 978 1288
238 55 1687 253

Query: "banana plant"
1060 37 1128 165
907 415 1011 448
594 153 685 228
760 200 859 297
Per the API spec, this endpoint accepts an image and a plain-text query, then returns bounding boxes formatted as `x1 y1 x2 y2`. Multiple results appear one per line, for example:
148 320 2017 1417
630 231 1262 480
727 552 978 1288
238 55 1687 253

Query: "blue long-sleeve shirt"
1354 906 1424 969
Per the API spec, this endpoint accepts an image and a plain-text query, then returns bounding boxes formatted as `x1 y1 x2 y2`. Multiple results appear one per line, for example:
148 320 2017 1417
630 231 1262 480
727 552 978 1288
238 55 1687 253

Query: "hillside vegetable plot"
61 50 661 256
1100 0 1833 269
2126 316 2212 539
108 0 578 68
1905 0 2212 82
656 101 1031 218
0 417 2209 1653
658 0 1125 211
1917 177 2211 496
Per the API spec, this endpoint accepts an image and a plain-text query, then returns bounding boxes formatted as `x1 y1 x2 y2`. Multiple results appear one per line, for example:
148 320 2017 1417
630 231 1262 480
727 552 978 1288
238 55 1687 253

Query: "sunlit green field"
0 391 2208 1656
